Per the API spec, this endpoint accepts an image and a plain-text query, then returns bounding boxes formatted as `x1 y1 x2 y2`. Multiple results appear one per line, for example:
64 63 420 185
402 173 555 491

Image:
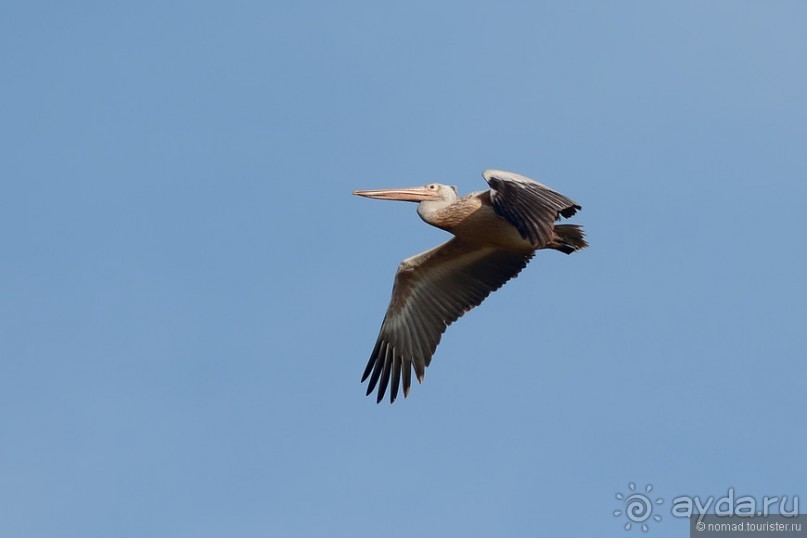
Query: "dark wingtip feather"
361 360 373 383
559 204 581 219
389 355 401 403
402 361 412 399
364 342 386 395
361 339 382 382
376 345 392 404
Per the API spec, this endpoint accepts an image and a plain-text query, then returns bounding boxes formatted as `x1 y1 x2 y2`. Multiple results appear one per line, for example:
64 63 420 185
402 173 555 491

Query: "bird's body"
354 170 586 403
420 190 532 250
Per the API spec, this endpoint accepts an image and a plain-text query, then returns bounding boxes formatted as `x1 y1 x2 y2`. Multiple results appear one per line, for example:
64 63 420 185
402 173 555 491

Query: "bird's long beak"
353 186 439 202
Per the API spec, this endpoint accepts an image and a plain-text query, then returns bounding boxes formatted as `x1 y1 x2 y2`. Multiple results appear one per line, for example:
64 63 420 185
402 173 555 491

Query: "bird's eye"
428 184 437 190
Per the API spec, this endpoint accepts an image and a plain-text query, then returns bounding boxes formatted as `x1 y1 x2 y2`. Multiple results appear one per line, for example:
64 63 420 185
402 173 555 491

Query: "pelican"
354 169 586 403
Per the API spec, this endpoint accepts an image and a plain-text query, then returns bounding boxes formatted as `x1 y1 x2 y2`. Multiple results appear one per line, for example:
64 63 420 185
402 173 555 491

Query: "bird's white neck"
417 199 458 228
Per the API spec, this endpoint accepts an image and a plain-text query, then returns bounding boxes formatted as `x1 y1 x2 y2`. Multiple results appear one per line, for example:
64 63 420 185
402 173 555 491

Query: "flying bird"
354 169 586 403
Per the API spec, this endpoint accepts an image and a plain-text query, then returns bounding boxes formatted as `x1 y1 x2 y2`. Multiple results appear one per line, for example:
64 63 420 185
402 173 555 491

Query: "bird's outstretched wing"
362 238 533 403
483 169 581 247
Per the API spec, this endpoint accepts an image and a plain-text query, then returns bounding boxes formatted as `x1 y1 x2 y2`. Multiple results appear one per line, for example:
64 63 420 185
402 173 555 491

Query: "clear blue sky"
1 2 805 537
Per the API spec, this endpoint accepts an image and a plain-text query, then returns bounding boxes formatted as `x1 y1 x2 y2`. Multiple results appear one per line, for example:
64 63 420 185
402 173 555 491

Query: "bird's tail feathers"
547 224 587 254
